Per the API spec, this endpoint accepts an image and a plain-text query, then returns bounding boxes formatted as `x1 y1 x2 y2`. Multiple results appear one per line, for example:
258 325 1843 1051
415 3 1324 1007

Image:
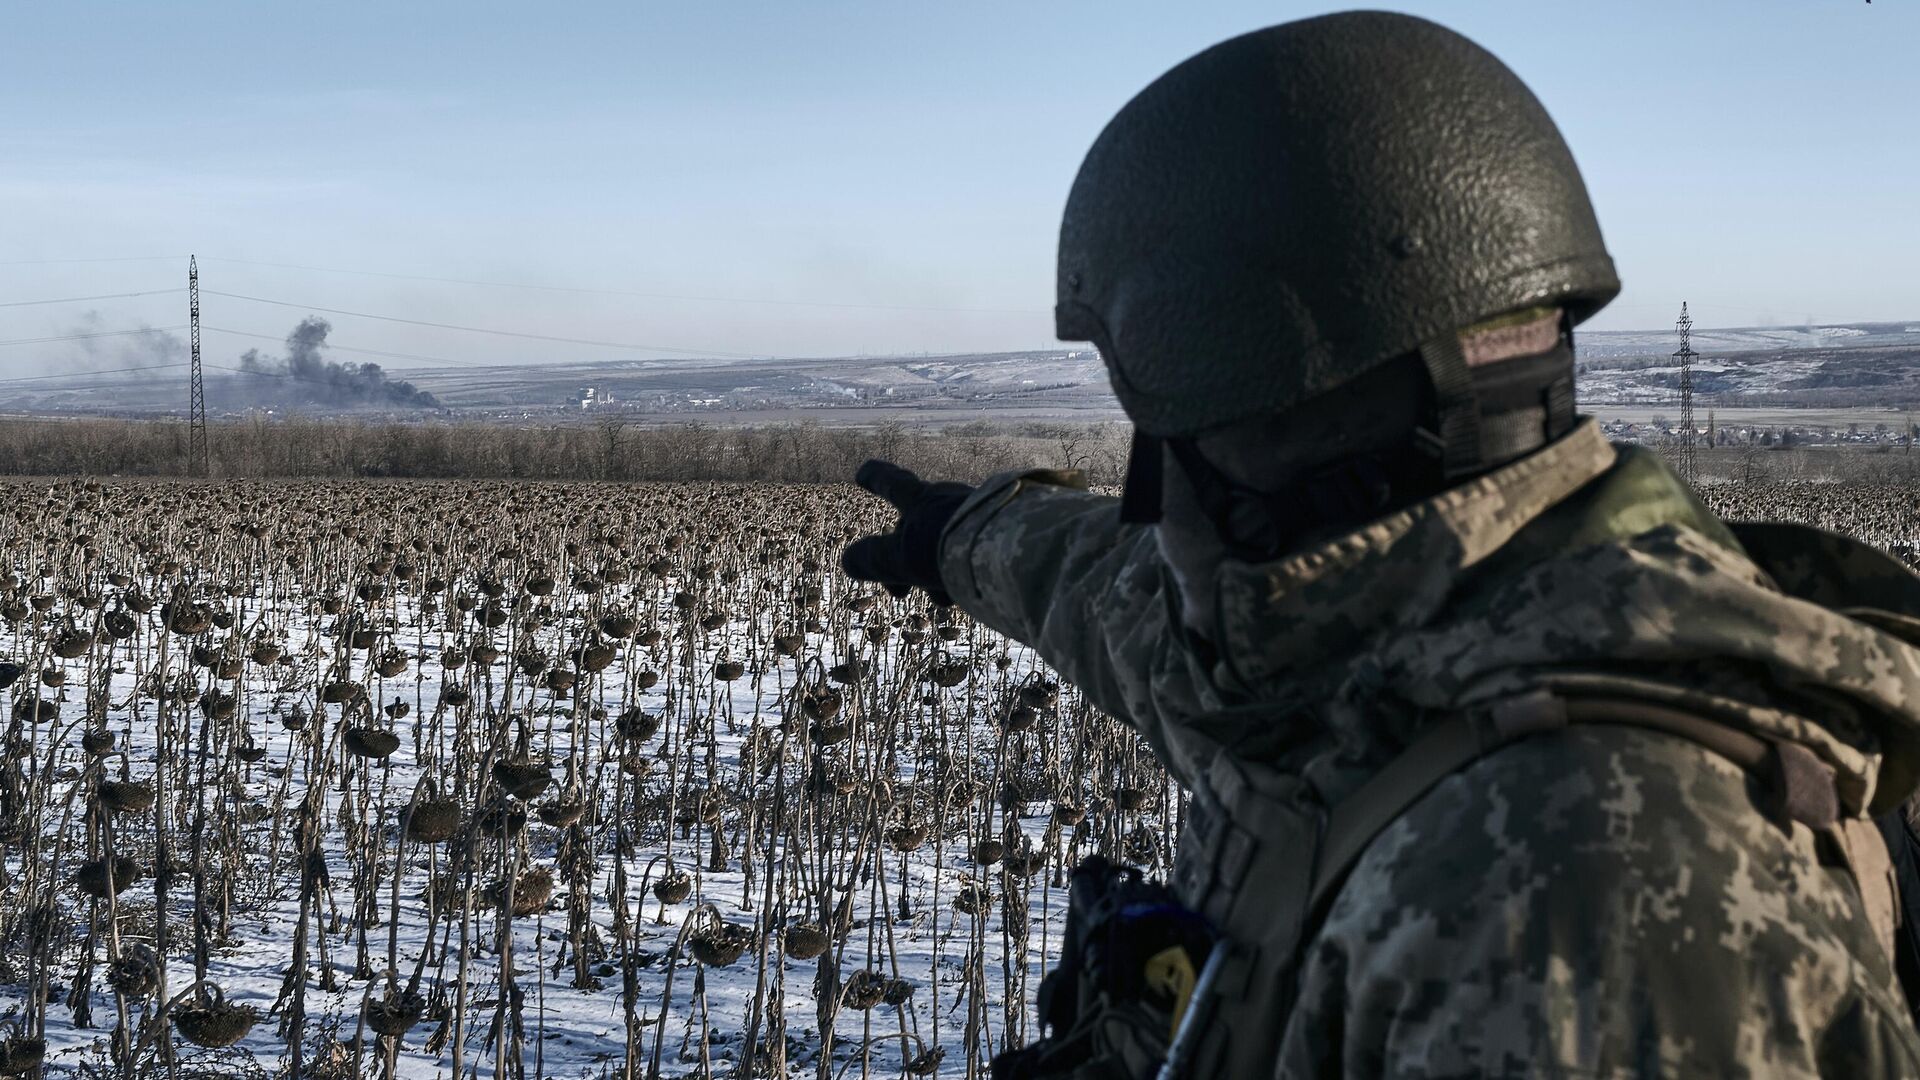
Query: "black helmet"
1056 10 1619 460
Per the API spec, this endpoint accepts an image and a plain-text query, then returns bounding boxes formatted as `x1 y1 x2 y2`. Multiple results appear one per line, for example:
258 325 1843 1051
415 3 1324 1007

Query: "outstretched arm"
935 469 1185 736
843 460 1204 764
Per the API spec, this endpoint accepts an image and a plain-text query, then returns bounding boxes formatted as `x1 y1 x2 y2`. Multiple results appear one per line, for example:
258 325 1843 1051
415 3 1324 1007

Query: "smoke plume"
67 310 185 378
239 317 439 408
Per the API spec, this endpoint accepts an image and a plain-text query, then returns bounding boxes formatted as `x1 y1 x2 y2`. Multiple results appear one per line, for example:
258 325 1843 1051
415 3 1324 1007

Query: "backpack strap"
1876 810 1920 1031
1308 689 1851 926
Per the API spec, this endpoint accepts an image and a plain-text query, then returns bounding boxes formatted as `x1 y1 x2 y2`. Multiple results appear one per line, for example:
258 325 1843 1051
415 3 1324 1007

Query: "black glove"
841 460 973 606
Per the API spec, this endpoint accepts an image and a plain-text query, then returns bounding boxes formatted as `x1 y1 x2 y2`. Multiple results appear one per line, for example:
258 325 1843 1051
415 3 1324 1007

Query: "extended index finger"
854 460 926 510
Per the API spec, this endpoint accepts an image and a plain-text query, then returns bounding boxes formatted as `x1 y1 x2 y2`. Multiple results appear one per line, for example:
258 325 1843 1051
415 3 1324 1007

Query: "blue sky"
1 1 1914 376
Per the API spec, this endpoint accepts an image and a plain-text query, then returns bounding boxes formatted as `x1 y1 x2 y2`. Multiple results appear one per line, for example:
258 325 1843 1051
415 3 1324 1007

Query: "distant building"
578 386 615 410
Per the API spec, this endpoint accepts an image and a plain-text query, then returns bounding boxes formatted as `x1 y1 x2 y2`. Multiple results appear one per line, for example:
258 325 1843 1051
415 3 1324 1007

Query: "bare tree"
597 415 629 480
1053 426 1090 473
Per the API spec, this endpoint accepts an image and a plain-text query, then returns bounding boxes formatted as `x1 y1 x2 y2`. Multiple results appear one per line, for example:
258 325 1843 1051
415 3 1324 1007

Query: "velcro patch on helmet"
1463 306 1562 368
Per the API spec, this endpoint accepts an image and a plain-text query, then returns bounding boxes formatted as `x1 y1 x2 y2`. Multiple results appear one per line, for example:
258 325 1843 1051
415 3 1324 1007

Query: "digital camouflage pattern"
940 419 1920 1076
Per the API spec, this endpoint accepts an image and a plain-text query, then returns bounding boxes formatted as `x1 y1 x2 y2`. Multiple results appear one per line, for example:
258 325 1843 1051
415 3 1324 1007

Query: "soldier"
844 11 1920 1078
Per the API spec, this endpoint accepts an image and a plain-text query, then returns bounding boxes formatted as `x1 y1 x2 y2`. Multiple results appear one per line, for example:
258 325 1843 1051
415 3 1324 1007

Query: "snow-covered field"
0 478 1174 1079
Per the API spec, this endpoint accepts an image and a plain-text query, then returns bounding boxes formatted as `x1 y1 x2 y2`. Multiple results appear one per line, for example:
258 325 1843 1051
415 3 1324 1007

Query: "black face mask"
1155 436 1432 561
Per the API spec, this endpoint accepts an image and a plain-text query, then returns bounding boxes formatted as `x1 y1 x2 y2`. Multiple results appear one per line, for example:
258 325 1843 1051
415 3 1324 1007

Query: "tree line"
0 414 1133 485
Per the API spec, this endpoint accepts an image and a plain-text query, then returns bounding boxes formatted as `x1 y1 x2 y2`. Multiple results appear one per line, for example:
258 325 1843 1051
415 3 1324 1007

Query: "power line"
204 326 481 368
204 290 772 359
2 253 1892 329
0 359 421 392
0 288 186 309
0 319 470 371
0 362 190 386
199 255 1049 315
206 362 384 385
0 255 186 267
0 359 430 394
0 325 186 348
0 363 399 399
206 362 293 380
203 364 450 409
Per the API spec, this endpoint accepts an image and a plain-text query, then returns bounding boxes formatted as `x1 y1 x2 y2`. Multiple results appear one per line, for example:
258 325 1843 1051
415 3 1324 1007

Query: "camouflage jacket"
940 419 1920 1077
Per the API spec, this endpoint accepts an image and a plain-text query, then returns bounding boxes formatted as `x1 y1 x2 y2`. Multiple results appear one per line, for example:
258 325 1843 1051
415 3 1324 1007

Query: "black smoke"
239 317 439 408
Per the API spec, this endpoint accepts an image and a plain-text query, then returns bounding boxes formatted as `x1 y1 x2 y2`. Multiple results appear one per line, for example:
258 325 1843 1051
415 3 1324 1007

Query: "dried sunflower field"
3 471 1912 1080
0 478 1177 1080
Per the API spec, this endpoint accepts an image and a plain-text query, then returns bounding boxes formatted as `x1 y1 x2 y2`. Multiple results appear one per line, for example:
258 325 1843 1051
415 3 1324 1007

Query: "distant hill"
1576 321 1920 407
8 322 1920 421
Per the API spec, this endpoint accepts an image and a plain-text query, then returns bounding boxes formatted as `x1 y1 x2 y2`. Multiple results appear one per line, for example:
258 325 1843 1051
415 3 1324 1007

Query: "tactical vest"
1165 687 1899 1079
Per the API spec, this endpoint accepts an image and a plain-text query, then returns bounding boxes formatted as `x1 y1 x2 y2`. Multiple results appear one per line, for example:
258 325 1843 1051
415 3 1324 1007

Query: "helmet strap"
1414 331 1482 481
1546 310 1578 440
1416 314 1579 476
1119 431 1166 524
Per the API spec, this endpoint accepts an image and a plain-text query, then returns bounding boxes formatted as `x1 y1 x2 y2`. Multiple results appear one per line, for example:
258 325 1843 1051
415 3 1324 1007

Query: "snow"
0 526 1151 1078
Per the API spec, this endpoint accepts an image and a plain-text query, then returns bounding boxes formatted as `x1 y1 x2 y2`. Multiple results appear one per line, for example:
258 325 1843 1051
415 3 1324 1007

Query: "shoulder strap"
1307 689 1834 922
1876 811 1920 1030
